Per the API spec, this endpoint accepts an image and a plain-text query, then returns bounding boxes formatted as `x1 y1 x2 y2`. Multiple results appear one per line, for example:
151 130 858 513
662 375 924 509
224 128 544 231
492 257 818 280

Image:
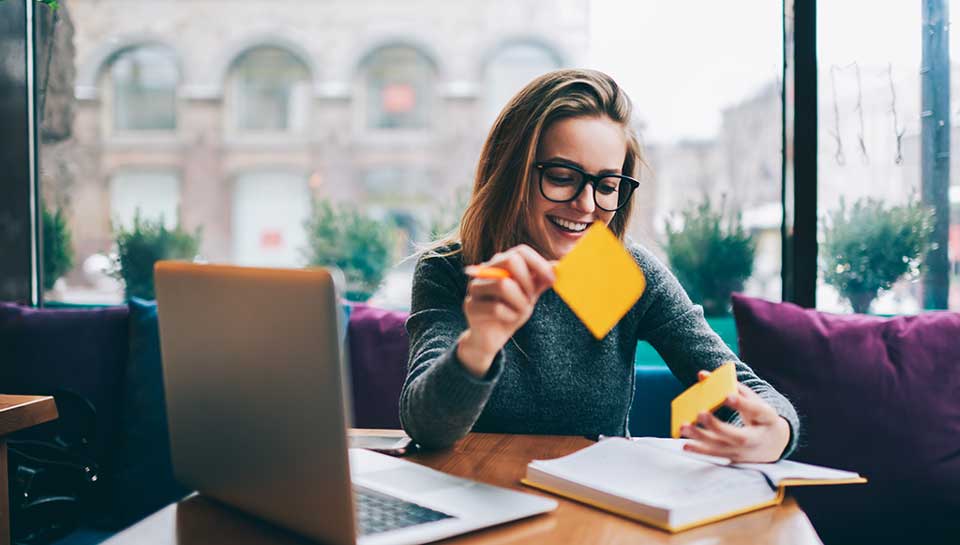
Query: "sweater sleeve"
632 245 800 459
399 251 504 449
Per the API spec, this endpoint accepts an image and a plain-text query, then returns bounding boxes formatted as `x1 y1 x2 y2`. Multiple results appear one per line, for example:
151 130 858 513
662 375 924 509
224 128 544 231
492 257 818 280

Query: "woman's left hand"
679 370 791 463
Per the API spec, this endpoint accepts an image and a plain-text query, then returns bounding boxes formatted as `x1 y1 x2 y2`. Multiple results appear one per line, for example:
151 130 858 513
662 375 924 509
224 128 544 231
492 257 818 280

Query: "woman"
400 69 798 463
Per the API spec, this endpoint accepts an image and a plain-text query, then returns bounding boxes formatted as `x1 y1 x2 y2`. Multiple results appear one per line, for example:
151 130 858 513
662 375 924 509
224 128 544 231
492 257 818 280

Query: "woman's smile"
547 215 591 234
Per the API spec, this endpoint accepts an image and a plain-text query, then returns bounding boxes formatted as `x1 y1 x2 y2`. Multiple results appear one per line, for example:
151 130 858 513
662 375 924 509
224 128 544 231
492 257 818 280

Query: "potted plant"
111 211 201 300
303 199 395 301
821 197 933 314
664 197 755 317
42 203 74 292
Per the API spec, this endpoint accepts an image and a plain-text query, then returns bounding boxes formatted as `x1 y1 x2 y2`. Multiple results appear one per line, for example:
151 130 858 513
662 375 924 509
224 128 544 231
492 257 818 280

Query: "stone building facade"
42 0 589 290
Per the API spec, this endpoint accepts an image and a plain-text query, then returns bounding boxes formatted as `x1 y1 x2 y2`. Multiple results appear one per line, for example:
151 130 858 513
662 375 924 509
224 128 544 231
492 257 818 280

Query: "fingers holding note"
465 245 556 298
680 369 792 463
458 245 556 378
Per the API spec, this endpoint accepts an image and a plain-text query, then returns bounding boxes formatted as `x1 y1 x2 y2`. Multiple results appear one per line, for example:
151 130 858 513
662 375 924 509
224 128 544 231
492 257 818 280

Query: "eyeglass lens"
540 165 632 211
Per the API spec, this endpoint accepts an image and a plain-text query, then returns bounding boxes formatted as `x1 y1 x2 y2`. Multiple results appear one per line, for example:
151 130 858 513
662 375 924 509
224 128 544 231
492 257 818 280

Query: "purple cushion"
0 303 129 466
732 294 960 544
347 303 409 429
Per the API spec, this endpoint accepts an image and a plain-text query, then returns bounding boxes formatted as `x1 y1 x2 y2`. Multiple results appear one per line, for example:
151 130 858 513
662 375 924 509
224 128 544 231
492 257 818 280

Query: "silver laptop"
154 261 556 545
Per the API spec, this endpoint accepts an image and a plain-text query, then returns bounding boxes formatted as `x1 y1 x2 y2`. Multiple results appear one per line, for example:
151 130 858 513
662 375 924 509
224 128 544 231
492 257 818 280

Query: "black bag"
8 390 101 545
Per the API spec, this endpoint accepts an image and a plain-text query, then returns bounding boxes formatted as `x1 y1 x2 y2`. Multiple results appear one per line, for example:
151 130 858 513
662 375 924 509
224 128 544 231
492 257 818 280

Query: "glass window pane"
817 0 959 313
363 46 435 129
591 0 784 316
228 47 311 132
110 46 177 131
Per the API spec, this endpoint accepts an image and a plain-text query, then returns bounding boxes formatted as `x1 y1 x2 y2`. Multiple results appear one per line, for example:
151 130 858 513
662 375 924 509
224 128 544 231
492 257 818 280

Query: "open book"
522 437 866 533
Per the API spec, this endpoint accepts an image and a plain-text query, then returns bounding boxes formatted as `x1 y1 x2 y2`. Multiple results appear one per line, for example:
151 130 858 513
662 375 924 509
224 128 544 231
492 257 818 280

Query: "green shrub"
665 197 755 316
111 211 201 300
821 197 933 314
303 199 395 301
42 204 74 292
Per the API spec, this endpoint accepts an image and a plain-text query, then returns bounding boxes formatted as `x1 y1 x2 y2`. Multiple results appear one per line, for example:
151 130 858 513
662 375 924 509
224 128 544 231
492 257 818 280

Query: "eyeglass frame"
534 161 640 212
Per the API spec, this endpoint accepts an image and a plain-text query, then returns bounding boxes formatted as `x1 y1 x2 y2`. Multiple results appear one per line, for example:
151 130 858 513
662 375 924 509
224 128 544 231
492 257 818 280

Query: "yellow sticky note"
670 362 738 439
553 222 646 339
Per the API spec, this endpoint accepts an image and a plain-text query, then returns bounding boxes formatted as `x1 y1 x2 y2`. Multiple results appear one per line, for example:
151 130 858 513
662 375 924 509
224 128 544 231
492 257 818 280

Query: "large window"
360 45 436 130
33 0 778 311
817 0 959 313
226 46 311 133
106 45 178 132
24 1 954 314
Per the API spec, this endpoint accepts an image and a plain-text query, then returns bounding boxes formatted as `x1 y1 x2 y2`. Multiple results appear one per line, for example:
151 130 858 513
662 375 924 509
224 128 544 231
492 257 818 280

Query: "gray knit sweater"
399 243 800 458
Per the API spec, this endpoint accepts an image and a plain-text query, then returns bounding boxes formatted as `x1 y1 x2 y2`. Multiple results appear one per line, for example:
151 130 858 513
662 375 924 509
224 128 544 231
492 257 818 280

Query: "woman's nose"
571 184 596 213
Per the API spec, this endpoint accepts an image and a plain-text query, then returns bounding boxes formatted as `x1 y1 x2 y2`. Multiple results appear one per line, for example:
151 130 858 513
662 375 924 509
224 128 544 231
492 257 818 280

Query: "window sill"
223 134 312 151
102 132 182 151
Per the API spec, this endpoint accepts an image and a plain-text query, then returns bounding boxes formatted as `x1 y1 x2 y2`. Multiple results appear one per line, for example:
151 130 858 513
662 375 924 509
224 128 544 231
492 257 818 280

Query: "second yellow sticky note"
670 362 738 439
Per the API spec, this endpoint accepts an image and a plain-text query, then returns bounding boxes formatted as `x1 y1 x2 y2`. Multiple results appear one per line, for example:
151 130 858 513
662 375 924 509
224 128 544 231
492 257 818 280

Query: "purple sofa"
7 296 955 545
0 302 409 437
0 300 415 543
346 303 410 429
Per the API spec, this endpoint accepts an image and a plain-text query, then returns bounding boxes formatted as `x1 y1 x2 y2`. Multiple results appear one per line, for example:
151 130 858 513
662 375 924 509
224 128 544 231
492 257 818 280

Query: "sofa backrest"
0 302 129 466
346 303 410 428
732 293 960 543
0 302 412 429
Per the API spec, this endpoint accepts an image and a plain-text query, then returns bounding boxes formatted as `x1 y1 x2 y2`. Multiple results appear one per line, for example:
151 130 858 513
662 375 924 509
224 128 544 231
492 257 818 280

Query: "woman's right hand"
457 244 556 378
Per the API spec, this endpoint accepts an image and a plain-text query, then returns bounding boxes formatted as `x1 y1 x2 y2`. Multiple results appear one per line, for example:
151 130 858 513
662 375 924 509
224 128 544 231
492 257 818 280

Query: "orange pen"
464 265 511 279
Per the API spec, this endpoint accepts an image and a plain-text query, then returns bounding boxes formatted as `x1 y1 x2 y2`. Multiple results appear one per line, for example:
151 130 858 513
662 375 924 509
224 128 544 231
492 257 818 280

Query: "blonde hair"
434 68 645 265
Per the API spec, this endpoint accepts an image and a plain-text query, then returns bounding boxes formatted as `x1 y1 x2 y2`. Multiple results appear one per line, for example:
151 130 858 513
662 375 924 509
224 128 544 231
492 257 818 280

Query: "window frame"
0 0 40 304
783 0 818 307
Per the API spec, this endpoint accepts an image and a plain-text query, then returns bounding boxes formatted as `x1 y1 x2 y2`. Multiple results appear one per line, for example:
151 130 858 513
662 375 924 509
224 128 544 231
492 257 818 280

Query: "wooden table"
103 433 823 545
0 395 59 545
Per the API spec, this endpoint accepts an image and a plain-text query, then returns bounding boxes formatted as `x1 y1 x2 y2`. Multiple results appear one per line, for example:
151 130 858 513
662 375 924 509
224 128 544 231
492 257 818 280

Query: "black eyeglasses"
535 162 640 212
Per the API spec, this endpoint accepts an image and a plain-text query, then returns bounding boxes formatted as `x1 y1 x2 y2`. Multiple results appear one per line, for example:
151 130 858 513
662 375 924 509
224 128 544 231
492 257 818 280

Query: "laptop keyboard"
354 486 453 536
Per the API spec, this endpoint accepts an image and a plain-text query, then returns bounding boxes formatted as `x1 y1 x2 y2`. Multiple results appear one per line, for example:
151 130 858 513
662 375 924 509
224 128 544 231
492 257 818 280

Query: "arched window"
108 45 178 131
484 43 561 121
226 46 311 132
110 171 180 230
361 46 436 129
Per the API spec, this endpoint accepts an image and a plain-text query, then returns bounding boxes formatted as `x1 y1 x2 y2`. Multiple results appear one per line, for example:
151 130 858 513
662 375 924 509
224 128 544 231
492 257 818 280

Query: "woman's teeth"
549 216 589 232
